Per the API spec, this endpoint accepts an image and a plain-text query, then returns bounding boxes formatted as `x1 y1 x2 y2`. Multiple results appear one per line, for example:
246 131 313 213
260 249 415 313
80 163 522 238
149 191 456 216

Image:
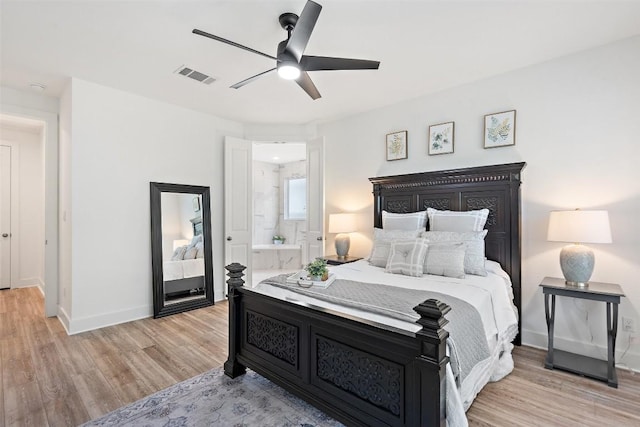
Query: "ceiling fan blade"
286 0 322 62
300 55 380 71
296 71 321 100
193 29 277 61
230 68 276 89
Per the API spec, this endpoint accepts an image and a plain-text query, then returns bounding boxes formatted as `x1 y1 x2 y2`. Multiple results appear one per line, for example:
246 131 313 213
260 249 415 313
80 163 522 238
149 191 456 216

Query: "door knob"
316 236 323 241
226 236 232 241
1 233 7 238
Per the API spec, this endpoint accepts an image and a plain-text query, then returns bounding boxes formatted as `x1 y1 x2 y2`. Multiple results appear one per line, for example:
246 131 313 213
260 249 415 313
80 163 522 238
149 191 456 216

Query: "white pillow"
421 230 488 276
426 208 489 232
368 228 422 265
423 243 466 278
385 239 428 277
382 210 428 231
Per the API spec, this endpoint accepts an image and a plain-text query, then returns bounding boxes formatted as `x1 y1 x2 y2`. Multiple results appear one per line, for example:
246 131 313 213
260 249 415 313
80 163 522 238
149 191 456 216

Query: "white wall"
0 125 45 288
252 160 280 245
63 78 243 333
318 35 640 370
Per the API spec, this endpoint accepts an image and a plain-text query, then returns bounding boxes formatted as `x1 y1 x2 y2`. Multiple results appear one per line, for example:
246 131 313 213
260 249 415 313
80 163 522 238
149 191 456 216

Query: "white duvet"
253 259 519 427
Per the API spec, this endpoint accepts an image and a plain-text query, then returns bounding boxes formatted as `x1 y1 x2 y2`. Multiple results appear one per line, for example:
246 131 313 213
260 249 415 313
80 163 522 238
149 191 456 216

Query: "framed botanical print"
484 110 516 148
386 130 408 161
428 121 454 155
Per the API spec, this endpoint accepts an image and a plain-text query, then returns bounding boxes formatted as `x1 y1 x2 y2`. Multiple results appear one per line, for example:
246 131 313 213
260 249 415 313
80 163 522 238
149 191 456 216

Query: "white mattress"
163 258 205 281
253 259 519 427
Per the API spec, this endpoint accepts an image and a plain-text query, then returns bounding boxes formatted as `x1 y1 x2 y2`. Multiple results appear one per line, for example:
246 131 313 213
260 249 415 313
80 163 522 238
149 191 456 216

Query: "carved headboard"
369 162 526 344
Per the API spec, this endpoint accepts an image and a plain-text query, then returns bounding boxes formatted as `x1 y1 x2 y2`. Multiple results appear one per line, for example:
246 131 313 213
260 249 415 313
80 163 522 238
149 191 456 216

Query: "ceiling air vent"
174 65 215 85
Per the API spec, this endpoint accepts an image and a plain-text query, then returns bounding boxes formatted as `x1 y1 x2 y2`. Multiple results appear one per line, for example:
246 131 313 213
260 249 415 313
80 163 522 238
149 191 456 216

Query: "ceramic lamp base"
335 233 351 258
559 244 594 287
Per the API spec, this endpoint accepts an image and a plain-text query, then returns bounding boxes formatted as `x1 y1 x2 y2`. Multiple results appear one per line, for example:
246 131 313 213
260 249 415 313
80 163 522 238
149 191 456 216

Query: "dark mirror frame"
150 182 214 318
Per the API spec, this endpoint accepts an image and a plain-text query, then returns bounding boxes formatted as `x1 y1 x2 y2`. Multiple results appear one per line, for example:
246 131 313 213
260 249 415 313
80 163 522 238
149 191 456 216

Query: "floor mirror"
150 182 214 318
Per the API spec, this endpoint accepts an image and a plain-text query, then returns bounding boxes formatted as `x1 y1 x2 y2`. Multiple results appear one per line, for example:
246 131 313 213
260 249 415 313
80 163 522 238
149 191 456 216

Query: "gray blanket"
261 275 490 386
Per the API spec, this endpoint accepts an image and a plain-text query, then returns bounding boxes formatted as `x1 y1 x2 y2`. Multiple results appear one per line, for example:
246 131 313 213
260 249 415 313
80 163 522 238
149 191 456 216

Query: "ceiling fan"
192 0 380 100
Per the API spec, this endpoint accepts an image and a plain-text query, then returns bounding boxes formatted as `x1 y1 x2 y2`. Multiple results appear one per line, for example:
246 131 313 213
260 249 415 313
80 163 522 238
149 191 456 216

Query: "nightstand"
322 255 363 266
539 276 625 387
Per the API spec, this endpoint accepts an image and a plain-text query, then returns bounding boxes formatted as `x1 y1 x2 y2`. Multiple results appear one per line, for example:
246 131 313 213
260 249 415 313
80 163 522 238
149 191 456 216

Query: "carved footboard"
224 263 451 427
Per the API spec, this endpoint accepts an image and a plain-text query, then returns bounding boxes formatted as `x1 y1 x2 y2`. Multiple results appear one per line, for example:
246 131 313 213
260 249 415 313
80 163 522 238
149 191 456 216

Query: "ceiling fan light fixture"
277 63 301 80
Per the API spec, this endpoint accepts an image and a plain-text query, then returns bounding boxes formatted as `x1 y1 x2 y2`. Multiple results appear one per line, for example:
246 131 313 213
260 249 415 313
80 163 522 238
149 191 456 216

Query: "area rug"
82 368 344 426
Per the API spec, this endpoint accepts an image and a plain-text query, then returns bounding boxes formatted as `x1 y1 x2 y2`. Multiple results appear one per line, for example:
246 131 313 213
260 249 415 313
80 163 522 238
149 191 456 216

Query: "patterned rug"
82 368 344 426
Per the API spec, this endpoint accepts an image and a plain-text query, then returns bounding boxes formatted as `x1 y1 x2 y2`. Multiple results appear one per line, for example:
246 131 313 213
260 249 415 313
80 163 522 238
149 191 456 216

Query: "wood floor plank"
1 286 639 427
71 369 123 419
3 380 48 427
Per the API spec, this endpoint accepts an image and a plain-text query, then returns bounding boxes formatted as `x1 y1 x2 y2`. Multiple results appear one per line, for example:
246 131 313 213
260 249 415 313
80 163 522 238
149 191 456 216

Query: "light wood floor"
1 287 639 427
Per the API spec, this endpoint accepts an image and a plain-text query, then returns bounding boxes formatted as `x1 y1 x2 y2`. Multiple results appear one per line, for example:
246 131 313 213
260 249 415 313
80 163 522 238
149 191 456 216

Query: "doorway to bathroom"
252 142 306 283
224 136 324 287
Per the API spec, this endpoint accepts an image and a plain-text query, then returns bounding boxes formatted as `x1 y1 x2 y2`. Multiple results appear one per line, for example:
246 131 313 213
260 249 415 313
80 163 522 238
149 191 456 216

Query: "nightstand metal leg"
544 293 556 368
606 302 619 387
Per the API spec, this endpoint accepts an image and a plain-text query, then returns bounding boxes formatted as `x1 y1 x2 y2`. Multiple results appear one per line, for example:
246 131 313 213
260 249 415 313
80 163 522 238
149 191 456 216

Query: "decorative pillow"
426 208 489 232
195 242 205 259
421 230 488 276
423 243 466 278
385 239 428 277
170 245 187 261
368 228 422 265
369 240 392 267
382 210 428 231
183 246 198 260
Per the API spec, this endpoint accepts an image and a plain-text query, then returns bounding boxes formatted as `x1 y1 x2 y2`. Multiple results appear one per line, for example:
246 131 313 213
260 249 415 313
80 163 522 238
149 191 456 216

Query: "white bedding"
253 259 518 427
163 258 205 281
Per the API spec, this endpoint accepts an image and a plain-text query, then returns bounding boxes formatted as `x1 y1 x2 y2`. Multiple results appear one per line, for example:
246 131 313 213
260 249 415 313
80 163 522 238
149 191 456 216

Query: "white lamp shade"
173 239 190 250
547 210 612 244
328 213 357 234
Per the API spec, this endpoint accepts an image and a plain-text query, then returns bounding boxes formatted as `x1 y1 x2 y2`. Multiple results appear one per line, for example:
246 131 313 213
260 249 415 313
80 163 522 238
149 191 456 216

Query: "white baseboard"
66 304 153 335
12 277 42 289
57 305 71 334
523 329 640 373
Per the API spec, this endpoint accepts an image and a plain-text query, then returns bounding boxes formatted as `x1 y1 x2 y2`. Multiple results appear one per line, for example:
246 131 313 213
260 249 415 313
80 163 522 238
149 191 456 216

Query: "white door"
0 145 11 289
224 136 252 287
305 137 324 262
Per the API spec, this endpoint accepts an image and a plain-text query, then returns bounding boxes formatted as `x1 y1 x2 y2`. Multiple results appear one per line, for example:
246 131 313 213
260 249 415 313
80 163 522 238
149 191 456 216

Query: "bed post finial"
224 263 247 378
413 298 450 427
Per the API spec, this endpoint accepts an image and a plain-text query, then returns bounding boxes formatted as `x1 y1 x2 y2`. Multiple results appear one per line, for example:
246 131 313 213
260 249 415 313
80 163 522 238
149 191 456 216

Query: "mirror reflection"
161 192 205 304
150 182 214 318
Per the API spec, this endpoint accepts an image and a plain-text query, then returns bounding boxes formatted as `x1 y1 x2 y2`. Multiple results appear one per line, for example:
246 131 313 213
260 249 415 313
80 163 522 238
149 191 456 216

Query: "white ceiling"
2 1 640 125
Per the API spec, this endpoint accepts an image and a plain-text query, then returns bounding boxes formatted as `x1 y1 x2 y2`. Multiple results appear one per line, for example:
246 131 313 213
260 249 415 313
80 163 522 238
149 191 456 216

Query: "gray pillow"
170 246 187 261
183 246 198 260
423 243 466 278
382 210 428 231
421 230 488 276
385 239 428 277
368 228 421 265
426 208 489 232
369 240 392 267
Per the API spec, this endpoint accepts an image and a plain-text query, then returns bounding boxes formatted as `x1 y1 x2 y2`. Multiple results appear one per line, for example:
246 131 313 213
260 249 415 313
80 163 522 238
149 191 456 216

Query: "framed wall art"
386 130 408 161
484 110 516 148
428 121 454 155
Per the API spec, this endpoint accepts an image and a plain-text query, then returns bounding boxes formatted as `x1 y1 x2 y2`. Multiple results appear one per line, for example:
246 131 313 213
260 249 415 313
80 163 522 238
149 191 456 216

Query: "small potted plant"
305 258 329 281
272 235 286 245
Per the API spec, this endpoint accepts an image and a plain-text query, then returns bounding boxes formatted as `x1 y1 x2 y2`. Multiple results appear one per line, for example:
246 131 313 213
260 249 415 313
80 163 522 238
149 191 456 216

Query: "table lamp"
547 209 612 287
328 213 357 258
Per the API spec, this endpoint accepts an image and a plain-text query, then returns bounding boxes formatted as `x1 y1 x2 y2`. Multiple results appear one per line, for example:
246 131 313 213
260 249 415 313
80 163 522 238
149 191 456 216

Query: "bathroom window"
285 178 306 220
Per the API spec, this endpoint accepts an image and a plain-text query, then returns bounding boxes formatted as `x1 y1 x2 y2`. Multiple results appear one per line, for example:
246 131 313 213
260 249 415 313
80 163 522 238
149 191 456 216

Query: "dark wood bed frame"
224 162 525 427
